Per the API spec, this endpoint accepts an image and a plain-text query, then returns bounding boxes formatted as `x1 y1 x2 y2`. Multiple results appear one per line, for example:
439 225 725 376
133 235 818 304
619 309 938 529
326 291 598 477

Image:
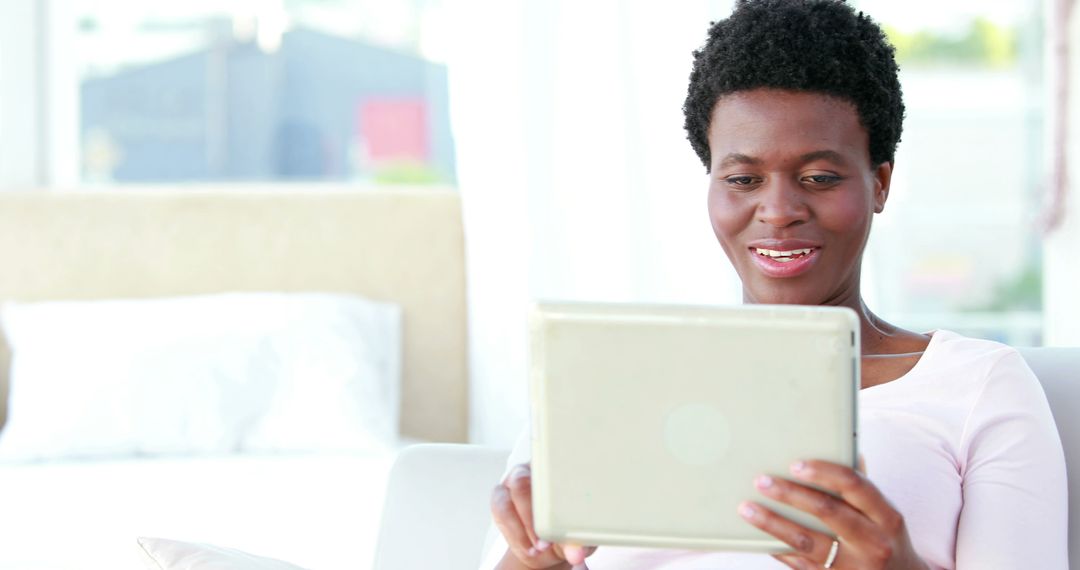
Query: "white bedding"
0 292 409 568
0 293 403 461
0 451 397 570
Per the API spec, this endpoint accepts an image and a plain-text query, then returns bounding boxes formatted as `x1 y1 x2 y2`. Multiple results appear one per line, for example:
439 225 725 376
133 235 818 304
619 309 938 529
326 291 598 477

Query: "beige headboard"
0 186 468 442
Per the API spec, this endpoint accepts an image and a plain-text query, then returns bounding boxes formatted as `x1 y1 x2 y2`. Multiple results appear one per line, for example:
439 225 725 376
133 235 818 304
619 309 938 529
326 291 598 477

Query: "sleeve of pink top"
954 349 1069 569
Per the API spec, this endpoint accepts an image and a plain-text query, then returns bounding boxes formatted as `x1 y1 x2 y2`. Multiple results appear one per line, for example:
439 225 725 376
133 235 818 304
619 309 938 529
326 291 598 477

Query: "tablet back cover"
530 302 859 552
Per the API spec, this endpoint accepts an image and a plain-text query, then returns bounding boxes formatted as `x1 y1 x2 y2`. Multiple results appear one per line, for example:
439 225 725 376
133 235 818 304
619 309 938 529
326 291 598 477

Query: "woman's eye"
724 176 758 187
803 174 842 185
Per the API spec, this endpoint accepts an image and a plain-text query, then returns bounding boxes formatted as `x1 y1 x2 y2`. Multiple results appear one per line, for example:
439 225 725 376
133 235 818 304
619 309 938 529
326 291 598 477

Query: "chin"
742 281 823 306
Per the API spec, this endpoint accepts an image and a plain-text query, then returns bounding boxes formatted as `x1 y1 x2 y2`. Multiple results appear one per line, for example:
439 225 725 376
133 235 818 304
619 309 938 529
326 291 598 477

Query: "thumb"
857 453 867 475
562 544 596 565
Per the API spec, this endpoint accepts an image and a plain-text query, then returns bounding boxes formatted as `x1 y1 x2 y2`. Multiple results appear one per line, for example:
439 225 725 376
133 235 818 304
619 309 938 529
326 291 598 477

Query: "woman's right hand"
490 462 597 569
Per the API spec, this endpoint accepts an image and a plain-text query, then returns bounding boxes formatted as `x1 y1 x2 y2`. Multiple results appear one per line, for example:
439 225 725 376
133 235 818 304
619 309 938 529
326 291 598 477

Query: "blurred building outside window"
74 0 456 185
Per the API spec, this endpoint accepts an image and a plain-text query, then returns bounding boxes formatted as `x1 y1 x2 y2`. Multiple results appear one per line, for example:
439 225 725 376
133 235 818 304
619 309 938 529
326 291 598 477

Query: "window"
854 0 1045 345
75 0 454 184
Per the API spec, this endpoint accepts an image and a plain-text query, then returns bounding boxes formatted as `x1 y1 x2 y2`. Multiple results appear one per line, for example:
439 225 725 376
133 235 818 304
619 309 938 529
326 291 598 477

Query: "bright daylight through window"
75 0 455 185
853 0 1045 346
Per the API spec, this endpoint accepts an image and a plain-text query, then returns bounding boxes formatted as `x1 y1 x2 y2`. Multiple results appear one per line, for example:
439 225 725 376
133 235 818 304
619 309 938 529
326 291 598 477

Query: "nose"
756 178 809 228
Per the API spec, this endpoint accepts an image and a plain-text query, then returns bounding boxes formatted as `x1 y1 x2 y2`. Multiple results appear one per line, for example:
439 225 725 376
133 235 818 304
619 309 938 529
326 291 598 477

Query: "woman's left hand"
737 459 929 570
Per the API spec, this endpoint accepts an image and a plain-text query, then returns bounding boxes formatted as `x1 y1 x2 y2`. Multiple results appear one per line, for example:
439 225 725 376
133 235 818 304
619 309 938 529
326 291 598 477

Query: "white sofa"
374 348 1080 570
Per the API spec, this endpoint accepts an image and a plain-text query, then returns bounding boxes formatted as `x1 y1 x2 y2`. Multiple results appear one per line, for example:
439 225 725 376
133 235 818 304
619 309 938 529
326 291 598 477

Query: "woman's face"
706 89 892 306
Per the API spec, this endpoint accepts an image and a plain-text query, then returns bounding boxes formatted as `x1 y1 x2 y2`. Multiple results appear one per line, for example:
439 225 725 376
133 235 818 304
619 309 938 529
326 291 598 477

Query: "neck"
743 276 896 356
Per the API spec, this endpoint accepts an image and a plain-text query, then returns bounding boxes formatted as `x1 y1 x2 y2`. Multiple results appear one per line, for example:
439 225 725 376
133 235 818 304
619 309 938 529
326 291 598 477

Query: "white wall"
1044 3 1080 347
447 0 535 449
449 0 742 447
0 0 43 187
0 0 79 188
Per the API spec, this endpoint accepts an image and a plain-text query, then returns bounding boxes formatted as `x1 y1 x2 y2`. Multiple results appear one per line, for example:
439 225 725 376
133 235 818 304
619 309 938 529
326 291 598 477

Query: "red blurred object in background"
358 98 429 163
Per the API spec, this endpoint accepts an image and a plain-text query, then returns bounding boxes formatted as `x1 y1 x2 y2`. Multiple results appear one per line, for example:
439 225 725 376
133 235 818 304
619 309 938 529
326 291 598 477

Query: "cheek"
708 187 734 254
707 187 738 253
707 186 756 266
820 192 874 245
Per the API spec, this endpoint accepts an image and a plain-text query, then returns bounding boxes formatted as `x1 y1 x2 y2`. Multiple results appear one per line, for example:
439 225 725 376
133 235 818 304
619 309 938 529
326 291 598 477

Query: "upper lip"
746 239 823 251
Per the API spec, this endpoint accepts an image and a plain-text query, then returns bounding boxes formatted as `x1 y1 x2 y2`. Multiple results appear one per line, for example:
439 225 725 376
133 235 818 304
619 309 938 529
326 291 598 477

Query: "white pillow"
137 537 310 570
0 292 401 461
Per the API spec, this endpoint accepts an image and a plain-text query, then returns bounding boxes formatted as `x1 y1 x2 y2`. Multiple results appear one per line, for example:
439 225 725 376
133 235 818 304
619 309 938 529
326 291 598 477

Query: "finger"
491 485 560 566
505 464 540 547
738 501 835 563
753 474 876 541
560 544 597 565
563 545 585 564
490 484 534 558
789 460 899 528
857 454 867 475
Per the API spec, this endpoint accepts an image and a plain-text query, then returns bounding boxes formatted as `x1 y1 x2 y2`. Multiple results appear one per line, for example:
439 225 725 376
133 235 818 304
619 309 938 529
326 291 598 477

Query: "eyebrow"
799 150 849 166
717 153 761 169
716 150 849 170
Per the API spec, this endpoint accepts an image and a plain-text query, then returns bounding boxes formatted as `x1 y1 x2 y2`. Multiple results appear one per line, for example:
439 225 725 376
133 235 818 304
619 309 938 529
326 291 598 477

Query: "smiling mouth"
747 246 821 278
752 247 816 263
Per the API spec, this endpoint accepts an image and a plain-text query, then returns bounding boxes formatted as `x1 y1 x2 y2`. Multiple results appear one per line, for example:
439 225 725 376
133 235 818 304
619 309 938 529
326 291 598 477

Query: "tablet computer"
529 302 859 553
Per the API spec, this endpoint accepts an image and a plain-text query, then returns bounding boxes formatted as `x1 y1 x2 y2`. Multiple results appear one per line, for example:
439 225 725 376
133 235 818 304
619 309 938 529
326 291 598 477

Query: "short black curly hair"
683 0 904 172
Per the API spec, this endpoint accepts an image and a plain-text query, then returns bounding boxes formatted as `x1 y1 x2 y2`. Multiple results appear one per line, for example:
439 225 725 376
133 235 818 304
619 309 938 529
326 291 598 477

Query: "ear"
872 161 893 214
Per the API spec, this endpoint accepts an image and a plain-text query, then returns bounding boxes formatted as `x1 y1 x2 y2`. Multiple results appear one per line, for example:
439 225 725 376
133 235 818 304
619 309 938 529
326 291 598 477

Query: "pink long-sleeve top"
479 330 1069 569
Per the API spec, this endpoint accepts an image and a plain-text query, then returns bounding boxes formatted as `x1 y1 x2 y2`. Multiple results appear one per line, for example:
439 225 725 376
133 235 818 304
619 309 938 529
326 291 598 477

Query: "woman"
482 1 1068 568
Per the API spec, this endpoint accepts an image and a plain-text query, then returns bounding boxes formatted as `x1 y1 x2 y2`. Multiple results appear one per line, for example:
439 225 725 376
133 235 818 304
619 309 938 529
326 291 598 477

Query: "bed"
0 186 468 569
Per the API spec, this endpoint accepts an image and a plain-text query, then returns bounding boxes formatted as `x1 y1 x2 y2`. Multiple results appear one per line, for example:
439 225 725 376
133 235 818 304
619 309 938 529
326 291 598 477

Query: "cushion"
0 292 401 461
137 537 310 570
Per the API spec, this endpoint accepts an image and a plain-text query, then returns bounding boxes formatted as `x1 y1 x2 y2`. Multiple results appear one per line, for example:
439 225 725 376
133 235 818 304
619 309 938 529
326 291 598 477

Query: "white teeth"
754 247 814 258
